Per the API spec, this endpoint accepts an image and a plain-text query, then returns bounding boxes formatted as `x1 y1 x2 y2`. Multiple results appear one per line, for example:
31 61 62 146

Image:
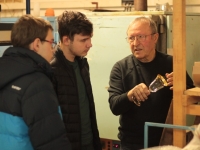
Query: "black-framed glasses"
41 39 57 49
126 33 155 43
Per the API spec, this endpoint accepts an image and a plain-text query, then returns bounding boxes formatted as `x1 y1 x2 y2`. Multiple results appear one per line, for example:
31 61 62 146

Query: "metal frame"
144 122 195 148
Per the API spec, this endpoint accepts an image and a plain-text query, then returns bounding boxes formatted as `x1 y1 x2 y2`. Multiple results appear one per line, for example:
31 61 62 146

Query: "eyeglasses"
41 39 57 49
126 33 155 43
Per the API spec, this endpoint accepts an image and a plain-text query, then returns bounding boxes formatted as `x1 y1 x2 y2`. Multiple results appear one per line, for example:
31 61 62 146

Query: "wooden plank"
187 105 200 115
184 87 200 96
182 96 200 106
173 0 186 148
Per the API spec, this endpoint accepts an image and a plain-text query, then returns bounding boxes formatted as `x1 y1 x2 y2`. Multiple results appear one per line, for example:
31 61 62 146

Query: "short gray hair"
127 16 158 34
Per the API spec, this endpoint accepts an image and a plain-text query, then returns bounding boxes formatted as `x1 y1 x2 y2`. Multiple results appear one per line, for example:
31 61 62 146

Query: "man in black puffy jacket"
0 15 71 150
51 11 102 150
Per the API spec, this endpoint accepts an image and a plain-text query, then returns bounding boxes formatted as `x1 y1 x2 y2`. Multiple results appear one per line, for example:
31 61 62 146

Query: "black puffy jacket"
0 47 71 150
51 49 102 150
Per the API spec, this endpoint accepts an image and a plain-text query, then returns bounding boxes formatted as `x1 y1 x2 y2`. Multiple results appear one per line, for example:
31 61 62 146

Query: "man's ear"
153 33 159 44
62 36 71 45
30 38 41 52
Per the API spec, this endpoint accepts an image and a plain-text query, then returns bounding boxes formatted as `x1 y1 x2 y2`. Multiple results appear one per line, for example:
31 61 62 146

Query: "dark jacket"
51 49 102 150
0 47 71 150
108 51 194 148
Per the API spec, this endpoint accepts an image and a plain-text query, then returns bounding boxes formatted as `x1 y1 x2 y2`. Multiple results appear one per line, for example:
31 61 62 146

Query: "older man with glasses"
107 16 194 150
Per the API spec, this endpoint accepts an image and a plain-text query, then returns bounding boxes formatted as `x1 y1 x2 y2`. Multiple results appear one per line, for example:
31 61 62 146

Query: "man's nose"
132 38 140 46
87 40 92 48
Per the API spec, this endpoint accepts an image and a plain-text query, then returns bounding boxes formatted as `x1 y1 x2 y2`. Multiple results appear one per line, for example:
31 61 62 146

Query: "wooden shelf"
184 87 200 96
187 104 200 115
183 88 200 116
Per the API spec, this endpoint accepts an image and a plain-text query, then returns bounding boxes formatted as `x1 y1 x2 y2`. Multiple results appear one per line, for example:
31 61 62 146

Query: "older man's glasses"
126 33 155 43
41 40 57 49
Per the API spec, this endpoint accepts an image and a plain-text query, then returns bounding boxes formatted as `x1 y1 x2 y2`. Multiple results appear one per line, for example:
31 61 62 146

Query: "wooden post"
173 0 186 148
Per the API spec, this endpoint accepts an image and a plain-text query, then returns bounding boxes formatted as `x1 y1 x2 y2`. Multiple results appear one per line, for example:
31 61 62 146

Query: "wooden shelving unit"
183 88 200 116
173 0 200 147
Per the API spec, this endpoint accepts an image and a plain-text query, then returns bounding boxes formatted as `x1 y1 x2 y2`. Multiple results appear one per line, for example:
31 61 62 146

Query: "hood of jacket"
0 47 53 89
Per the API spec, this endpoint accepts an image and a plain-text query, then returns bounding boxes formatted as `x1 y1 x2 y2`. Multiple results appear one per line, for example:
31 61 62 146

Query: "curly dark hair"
57 11 93 41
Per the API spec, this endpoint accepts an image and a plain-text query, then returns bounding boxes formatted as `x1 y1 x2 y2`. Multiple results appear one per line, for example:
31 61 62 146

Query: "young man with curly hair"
51 11 102 150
